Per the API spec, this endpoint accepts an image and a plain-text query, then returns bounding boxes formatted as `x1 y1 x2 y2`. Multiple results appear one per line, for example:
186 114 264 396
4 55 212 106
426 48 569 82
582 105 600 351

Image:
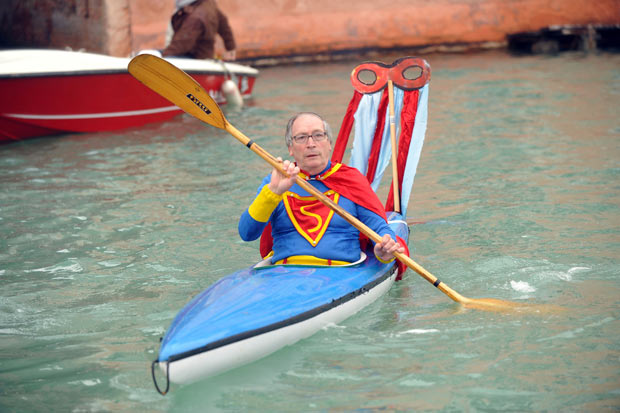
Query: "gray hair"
284 112 333 147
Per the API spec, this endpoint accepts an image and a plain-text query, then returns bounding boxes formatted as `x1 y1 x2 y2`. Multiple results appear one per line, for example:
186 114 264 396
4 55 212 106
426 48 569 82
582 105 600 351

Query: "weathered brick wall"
216 0 620 58
1 0 618 58
0 0 111 52
0 0 170 56
128 0 174 54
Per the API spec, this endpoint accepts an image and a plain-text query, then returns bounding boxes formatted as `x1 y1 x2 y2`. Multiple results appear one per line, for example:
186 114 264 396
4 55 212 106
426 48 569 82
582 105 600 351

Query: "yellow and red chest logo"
282 190 340 247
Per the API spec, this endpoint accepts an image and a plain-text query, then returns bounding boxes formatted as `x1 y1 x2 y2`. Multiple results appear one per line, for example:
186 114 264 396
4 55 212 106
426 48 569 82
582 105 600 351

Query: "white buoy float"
221 78 244 108
219 60 244 108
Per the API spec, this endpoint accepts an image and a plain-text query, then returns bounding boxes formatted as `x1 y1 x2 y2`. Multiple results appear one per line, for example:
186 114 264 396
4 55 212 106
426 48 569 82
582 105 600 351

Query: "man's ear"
288 145 294 157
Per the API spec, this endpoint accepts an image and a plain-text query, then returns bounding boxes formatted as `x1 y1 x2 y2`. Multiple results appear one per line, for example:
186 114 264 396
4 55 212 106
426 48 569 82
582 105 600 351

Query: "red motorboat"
0 49 258 142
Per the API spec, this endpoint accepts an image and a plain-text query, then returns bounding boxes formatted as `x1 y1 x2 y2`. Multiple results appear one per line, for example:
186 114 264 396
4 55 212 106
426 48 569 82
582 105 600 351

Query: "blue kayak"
152 212 409 392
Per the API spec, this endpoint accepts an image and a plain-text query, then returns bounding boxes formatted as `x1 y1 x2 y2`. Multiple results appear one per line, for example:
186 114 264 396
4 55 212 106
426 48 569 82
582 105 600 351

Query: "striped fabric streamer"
331 84 429 217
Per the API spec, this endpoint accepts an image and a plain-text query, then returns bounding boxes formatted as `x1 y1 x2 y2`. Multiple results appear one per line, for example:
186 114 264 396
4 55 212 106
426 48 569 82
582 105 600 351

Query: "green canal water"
1 50 619 412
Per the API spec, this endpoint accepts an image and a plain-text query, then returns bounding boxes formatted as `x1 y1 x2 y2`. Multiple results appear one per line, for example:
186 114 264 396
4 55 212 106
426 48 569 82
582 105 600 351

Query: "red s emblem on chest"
283 190 340 246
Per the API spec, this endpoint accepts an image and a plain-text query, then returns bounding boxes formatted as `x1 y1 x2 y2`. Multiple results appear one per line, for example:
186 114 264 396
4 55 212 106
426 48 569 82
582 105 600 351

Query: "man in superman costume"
238 112 408 278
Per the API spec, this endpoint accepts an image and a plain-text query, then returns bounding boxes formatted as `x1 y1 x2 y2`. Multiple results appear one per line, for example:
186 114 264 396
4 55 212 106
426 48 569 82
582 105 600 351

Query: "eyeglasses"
291 131 328 144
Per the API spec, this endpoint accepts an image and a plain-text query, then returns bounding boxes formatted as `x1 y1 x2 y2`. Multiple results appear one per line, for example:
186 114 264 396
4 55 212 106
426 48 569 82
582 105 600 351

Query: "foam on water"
401 328 440 335
510 280 536 292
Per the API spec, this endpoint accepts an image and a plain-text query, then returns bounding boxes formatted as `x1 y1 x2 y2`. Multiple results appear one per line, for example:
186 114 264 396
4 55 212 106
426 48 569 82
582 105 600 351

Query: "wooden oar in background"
387 79 401 213
349 57 431 218
127 54 549 313
349 60 405 214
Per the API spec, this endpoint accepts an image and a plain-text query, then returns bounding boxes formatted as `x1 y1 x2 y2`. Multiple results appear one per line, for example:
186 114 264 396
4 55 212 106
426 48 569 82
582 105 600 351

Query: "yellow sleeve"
248 184 283 222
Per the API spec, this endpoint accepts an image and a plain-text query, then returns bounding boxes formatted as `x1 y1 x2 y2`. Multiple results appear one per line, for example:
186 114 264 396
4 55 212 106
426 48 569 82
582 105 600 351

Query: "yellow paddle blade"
127 54 227 130
430 265 562 313
460 297 563 314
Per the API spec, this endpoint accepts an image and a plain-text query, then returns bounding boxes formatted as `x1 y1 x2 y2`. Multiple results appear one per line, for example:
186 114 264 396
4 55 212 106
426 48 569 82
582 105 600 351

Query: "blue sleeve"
238 210 269 241
356 204 396 242
238 175 272 241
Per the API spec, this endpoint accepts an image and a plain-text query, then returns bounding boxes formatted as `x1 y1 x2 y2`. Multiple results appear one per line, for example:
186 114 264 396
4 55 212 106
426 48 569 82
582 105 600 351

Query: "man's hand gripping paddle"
128 54 557 313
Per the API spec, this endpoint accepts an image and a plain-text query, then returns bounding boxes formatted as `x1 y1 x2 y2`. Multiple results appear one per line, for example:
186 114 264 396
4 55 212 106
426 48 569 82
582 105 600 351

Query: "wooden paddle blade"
462 298 564 314
127 54 227 130
404 255 555 313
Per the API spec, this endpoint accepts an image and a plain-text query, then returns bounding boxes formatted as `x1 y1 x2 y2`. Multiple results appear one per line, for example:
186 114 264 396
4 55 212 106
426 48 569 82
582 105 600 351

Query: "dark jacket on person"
162 0 235 59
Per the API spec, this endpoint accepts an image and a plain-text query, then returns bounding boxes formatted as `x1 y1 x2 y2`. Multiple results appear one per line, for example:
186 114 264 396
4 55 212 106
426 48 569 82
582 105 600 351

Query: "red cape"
317 163 387 220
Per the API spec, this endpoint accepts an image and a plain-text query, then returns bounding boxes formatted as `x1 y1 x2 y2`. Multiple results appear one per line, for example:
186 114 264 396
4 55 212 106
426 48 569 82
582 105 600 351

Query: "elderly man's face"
287 114 332 175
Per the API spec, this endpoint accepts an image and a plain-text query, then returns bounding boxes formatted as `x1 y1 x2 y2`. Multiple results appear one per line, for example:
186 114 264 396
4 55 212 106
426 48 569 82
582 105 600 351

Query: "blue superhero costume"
238 162 396 265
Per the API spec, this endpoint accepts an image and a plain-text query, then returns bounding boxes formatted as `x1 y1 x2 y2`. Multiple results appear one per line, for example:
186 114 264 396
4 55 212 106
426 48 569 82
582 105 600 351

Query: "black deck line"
164 264 397 364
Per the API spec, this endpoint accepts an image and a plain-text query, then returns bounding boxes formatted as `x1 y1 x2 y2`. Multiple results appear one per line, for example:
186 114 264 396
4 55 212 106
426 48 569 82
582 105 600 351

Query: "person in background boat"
238 112 407 271
162 0 236 61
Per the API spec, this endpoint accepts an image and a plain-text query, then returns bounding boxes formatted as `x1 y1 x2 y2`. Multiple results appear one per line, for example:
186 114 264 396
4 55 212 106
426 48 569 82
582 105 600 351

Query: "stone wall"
0 0 128 55
215 0 619 59
1 0 618 59
128 0 174 55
